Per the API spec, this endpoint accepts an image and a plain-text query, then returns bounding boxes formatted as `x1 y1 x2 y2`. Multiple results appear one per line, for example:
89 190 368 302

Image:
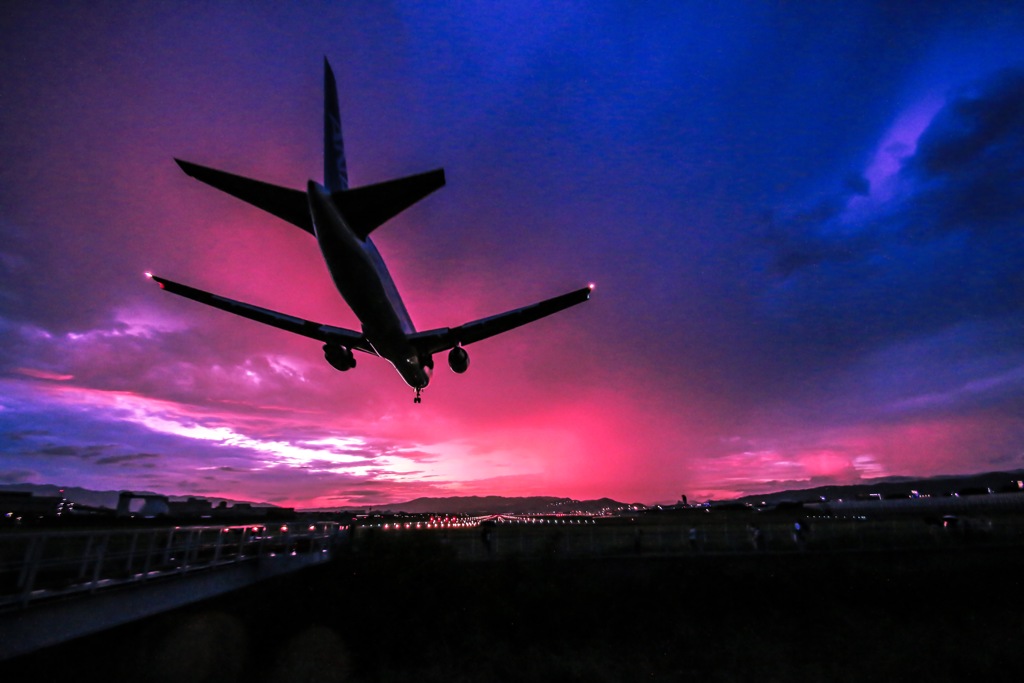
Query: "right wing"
411 285 593 355
147 274 372 352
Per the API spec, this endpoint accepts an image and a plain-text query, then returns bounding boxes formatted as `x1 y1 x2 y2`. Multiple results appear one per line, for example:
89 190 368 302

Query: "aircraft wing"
147 274 372 352
175 159 315 235
411 285 593 355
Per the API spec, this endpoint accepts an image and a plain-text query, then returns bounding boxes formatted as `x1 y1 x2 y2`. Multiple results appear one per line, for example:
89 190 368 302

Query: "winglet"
324 58 348 192
146 272 169 290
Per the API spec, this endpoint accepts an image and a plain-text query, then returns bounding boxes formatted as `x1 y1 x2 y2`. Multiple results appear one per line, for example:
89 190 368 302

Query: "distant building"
116 491 170 518
1 491 65 520
168 497 213 517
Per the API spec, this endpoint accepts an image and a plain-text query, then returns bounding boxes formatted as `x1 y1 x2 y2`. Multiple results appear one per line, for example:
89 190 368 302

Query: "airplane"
148 59 592 403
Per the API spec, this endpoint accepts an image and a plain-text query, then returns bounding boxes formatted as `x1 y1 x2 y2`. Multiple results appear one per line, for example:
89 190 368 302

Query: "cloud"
0 374 560 506
0 310 357 423
14 368 74 381
761 67 1024 366
904 69 1024 231
94 453 160 466
693 412 1024 500
804 66 1021 257
0 469 37 484
33 445 110 458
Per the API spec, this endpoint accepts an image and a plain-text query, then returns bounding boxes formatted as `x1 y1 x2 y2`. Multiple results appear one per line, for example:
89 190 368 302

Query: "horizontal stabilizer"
333 168 445 240
147 274 371 351
411 285 593 354
175 159 314 235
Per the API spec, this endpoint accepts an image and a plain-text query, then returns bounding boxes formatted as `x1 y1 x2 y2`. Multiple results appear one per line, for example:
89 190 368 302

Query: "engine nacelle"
323 344 356 372
448 346 469 374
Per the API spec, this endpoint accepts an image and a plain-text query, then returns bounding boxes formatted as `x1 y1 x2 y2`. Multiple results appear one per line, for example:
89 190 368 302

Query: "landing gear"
414 387 422 404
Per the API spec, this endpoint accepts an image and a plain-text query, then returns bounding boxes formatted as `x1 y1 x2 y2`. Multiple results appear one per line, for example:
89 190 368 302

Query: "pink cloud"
15 368 74 381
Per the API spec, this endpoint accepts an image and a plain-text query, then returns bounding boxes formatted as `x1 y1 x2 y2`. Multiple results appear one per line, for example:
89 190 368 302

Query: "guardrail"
0 522 339 610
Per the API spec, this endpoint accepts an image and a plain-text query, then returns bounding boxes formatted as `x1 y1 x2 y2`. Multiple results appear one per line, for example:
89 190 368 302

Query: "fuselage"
306 181 432 389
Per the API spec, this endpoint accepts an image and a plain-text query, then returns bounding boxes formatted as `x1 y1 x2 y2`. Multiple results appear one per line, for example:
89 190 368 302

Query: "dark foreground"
6 542 1024 682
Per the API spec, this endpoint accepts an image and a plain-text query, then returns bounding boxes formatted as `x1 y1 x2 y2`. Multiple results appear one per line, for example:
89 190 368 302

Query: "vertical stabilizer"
324 58 348 192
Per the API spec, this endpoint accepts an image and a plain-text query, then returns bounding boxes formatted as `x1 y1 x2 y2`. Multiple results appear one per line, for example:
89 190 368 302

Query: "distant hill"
368 496 635 515
8 468 1023 516
733 469 1024 506
0 483 276 510
0 483 627 516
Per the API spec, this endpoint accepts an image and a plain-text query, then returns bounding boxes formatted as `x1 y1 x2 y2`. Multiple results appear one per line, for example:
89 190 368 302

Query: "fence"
0 522 339 611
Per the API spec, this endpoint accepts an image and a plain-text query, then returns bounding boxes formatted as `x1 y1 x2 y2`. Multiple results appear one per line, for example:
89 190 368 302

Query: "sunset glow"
3 3 1024 508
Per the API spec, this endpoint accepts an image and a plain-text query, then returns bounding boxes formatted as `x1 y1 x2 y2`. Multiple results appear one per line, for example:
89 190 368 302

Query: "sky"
2 2 1024 508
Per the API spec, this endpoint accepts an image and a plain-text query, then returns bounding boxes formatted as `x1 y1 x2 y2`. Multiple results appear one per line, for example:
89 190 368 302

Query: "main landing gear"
414 387 422 404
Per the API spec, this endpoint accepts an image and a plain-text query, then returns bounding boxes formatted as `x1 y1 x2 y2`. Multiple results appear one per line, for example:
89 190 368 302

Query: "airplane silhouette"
148 59 591 403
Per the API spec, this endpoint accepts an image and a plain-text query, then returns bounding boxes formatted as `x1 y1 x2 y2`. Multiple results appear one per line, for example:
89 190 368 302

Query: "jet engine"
448 346 469 374
323 344 356 371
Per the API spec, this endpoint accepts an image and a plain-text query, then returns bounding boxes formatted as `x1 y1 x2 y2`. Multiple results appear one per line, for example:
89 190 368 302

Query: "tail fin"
324 58 348 192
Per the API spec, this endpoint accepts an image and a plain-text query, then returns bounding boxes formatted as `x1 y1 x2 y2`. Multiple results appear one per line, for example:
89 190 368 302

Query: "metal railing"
0 522 339 610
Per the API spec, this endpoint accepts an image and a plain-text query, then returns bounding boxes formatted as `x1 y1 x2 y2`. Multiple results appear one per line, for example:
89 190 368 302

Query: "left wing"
411 285 593 355
147 274 372 352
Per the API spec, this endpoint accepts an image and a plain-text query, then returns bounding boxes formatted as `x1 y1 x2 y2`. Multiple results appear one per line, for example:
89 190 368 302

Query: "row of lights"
379 520 477 530
494 518 596 525
376 517 600 530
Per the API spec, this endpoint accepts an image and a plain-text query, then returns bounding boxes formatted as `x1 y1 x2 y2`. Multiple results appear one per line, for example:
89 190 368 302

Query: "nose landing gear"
414 387 422 404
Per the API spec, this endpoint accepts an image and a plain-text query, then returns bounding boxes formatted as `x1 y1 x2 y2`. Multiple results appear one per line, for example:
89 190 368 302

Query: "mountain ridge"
6 468 1024 515
367 495 635 515
733 469 1024 505
0 483 277 510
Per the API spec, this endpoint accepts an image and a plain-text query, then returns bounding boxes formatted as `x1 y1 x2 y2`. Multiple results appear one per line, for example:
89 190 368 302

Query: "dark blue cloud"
902 68 1024 237
94 453 160 466
764 67 1024 365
